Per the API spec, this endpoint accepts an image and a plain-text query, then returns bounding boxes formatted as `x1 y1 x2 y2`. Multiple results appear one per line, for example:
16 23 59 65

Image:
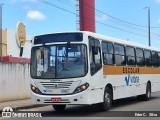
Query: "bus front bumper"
31 90 92 105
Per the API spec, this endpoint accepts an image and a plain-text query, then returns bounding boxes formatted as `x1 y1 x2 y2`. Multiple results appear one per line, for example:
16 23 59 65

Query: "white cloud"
27 10 46 21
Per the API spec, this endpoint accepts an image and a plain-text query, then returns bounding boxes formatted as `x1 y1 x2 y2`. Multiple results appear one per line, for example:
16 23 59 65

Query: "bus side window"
89 38 102 76
102 41 114 65
144 50 152 66
136 48 145 66
114 44 126 66
158 53 160 66
152 51 159 67
126 46 136 66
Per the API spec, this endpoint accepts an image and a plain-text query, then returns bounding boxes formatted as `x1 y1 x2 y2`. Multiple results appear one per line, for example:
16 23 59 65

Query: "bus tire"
52 105 66 112
143 82 151 101
137 83 151 101
99 87 112 111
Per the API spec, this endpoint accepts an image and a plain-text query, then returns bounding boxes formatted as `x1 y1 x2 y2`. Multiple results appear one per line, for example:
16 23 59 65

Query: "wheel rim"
104 92 111 106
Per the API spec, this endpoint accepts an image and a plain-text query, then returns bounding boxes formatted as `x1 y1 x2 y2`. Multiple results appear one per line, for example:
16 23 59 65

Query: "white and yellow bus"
30 31 160 111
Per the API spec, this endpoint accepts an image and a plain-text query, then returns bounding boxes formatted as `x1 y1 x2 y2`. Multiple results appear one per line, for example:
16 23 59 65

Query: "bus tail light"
73 83 89 94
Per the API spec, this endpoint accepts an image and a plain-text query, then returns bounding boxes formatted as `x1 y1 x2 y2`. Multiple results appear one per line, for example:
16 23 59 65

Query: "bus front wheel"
52 105 66 112
99 87 112 111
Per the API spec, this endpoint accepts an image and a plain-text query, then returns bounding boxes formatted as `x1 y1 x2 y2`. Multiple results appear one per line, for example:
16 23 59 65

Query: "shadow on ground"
41 96 159 117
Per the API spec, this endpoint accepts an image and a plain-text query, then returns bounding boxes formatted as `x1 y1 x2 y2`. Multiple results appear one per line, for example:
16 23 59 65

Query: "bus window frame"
144 49 152 67
126 46 136 66
114 43 126 66
151 51 159 67
135 48 145 67
102 41 114 65
89 38 102 76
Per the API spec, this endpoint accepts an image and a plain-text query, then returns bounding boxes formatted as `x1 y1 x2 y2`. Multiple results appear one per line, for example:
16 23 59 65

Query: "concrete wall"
0 62 31 102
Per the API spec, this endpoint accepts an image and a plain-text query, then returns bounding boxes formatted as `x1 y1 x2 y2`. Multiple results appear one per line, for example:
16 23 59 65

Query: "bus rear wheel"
99 87 112 111
52 105 66 112
137 83 151 101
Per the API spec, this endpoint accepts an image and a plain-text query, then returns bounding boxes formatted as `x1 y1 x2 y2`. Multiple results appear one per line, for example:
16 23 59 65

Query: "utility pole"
144 7 151 46
79 0 95 32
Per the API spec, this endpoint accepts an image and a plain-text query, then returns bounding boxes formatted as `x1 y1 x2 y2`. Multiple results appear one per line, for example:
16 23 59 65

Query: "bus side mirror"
94 46 99 55
90 63 96 76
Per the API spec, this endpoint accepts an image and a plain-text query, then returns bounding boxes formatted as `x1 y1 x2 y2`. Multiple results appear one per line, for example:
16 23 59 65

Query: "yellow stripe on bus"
103 65 160 75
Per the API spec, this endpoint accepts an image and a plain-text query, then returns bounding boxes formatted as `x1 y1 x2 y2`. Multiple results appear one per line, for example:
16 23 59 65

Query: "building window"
102 41 114 65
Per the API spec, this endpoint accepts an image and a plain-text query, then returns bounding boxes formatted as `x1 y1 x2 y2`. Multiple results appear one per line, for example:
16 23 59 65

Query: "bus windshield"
31 44 88 79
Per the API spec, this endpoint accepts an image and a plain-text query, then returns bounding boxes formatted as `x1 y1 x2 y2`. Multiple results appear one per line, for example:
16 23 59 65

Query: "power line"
38 0 160 41
56 0 75 7
81 1 160 29
70 0 160 30
54 0 160 37
40 0 76 15
53 0 160 34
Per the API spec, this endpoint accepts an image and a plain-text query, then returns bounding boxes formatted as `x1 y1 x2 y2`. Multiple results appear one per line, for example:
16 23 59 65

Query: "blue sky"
0 0 160 48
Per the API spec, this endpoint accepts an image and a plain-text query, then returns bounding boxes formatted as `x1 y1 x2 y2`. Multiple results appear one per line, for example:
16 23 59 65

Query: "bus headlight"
73 83 89 94
31 84 42 94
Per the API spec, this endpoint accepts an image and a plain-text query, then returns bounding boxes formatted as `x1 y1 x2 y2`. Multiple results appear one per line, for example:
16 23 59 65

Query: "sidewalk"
0 99 46 112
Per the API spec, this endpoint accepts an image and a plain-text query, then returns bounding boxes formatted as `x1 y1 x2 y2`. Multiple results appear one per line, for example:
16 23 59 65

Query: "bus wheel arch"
137 81 151 101
99 84 113 111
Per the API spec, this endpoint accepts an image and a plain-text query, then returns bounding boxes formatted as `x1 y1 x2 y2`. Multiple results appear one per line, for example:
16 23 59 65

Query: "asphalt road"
2 92 160 120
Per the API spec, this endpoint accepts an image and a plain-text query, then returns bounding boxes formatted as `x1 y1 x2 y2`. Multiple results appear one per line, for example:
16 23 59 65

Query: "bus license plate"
51 98 61 102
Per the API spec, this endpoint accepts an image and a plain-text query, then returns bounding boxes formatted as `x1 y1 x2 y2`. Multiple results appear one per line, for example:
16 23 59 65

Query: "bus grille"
41 81 73 89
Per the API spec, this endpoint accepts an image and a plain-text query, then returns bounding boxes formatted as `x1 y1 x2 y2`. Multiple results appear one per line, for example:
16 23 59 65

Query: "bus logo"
125 74 139 86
